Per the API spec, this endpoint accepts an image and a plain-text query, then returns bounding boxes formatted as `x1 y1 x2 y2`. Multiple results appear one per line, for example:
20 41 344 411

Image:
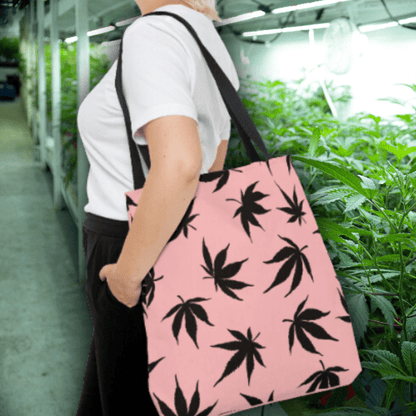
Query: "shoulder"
122 17 195 80
124 17 188 54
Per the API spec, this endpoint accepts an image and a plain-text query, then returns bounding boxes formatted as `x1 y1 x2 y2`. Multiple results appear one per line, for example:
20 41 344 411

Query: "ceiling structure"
0 0 416 41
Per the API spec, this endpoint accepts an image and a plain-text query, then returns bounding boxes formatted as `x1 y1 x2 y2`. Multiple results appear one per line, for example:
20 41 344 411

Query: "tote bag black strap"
115 10 274 190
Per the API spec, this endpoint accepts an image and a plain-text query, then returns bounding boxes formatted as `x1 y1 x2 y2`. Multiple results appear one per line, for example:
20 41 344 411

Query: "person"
76 0 240 414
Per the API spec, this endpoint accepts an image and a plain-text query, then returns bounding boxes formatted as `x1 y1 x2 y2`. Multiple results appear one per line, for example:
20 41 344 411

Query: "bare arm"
115 115 202 294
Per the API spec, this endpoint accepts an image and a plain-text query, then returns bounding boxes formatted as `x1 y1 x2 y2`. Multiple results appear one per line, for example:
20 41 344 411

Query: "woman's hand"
99 263 142 308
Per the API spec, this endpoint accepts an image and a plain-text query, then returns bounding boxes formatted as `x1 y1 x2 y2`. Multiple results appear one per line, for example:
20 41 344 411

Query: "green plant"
0 36 28 81
0 36 19 60
33 40 111 186
225 76 416 415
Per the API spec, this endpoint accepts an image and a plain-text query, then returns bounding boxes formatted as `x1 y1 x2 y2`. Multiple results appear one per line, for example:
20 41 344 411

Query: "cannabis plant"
225 76 416 416
33 40 111 186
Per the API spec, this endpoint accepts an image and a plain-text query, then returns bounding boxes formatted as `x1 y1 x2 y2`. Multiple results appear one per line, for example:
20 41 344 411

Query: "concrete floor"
0 97 293 416
0 97 92 415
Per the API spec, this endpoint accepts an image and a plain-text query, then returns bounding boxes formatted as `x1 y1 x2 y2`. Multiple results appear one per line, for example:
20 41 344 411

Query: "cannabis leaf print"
286 155 292 174
335 287 352 323
263 235 313 297
274 183 307 226
169 198 200 243
201 238 252 301
225 181 271 243
282 295 338 356
241 391 274 416
199 167 244 193
161 296 214 349
241 391 274 406
149 357 165 374
298 360 348 393
141 268 164 318
153 375 218 416
126 194 137 224
211 328 266 387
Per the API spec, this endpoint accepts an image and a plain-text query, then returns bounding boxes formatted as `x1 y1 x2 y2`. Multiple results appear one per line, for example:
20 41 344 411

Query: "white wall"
221 24 416 122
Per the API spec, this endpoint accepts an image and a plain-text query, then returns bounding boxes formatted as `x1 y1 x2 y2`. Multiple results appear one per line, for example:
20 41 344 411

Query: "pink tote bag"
115 11 363 416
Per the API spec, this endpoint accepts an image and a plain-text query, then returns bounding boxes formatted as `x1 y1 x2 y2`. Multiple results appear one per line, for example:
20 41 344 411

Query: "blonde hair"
181 0 221 22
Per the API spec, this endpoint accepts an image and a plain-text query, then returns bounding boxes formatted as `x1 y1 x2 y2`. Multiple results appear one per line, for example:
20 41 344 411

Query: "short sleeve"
221 117 231 142
121 20 198 145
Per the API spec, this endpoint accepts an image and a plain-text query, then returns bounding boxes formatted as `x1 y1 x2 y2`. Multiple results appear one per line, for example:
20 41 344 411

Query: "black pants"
76 212 159 416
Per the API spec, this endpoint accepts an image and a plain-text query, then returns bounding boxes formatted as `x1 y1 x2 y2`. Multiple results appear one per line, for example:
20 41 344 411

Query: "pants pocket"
104 280 129 309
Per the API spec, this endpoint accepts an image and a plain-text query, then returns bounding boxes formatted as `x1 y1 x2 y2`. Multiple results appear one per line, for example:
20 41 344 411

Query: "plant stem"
368 316 416 328
409 381 415 416
406 256 416 267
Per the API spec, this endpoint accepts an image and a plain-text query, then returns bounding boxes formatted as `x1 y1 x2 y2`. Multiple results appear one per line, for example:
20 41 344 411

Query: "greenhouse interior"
0 0 416 415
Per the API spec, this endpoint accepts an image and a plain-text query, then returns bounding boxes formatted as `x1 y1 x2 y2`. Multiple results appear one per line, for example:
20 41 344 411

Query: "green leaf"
380 374 416 383
311 189 351 205
401 341 416 377
368 294 397 333
373 254 402 263
406 316 416 341
317 406 389 415
346 292 369 344
379 142 416 161
315 218 359 243
308 129 321 157
379 233 416 244
357 175 378 190
360 361 401 377
292 156 377 199
344 194 367 213
363 349 406 375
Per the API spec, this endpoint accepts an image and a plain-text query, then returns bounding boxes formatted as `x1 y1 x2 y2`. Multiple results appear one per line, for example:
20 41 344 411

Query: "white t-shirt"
77 4 240 221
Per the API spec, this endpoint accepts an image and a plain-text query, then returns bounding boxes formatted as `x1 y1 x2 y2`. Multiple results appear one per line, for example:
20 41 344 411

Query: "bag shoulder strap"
115 11 273 190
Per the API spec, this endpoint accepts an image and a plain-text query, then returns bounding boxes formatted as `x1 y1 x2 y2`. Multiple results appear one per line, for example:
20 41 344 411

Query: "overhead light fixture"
216 0 352 27
64 0 356 43
359 16 416 32
272 0 352 15
243 22 330 37
240 12 416 37
64 25 117 44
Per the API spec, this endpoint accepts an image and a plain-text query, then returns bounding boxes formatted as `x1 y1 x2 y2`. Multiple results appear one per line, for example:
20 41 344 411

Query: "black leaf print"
201 238 252 301
241 391 274 416
169 198 200 243
263 235 313 297
336 287 351 323
240 393 262 406
298 360 349 393
211 327 266 387
161 296 214 349
225 181 271 243
286 155 292 174
153 375 218 416
274 183 307 226
313 229 320 234
141 268 164 318
282 295 338 356
199 168 244 193
148 357 165 374
126 195 137 224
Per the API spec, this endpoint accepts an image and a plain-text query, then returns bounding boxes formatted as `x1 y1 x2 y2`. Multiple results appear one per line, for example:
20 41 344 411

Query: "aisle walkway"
0 98 92 415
